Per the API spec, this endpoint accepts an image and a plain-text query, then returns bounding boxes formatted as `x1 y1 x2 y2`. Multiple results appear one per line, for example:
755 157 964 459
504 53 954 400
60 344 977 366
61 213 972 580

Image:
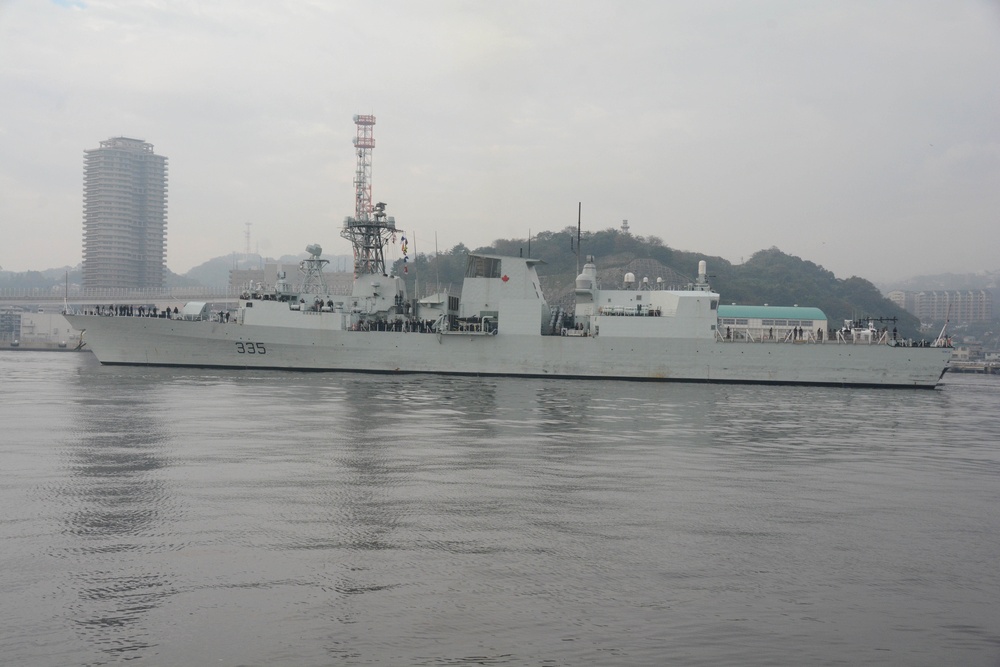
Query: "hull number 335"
235 342 266 354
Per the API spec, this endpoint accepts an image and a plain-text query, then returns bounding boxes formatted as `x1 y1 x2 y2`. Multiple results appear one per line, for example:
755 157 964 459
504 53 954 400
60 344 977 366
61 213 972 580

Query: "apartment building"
82 137 168 289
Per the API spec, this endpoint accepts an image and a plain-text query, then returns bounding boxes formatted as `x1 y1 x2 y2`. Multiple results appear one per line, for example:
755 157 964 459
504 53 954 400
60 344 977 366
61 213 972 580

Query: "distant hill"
183 253 355 287
0 265 81 290
0 253 355 291
0 264 206 290
878 270 1000 293
182 256 242 288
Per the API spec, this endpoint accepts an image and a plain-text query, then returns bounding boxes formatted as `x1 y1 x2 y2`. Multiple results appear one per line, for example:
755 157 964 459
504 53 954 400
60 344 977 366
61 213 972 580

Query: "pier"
947 361 1000 375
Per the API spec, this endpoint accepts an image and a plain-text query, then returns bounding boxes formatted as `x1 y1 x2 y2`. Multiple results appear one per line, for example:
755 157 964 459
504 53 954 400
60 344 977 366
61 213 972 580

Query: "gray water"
1 352 999 666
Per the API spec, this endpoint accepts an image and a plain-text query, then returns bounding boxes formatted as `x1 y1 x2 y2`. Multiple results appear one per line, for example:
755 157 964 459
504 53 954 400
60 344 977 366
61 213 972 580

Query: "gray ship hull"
67 314 950 388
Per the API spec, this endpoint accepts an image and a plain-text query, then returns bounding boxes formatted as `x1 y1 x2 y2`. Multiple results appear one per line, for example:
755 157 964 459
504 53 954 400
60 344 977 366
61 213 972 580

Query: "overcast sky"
1 1 998 282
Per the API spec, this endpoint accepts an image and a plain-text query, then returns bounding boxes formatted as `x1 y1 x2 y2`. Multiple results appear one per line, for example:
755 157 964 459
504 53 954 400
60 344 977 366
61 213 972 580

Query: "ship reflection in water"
0 353 997 666
60 369 173 660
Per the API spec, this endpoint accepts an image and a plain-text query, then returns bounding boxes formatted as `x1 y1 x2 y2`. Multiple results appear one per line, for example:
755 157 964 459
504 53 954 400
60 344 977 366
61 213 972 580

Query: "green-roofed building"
718 305 829 342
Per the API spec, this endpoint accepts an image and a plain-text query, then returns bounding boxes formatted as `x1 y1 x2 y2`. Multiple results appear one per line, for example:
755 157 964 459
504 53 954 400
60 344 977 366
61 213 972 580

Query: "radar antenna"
299 243 329 294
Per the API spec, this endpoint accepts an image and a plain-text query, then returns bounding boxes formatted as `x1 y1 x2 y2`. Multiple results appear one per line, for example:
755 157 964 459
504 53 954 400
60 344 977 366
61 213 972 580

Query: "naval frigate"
65 115 951 388
66 231 951 388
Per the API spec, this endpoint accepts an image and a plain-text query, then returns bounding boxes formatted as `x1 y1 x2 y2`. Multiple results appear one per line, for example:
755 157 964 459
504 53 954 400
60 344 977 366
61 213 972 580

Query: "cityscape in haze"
1 2 999 284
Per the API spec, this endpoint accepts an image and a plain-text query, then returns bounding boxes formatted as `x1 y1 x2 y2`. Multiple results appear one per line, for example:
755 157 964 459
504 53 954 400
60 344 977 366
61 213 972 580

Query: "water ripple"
1 355 999 666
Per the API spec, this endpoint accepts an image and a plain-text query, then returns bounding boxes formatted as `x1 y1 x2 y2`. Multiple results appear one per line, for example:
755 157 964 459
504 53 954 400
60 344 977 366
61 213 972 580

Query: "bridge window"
465 256 501 278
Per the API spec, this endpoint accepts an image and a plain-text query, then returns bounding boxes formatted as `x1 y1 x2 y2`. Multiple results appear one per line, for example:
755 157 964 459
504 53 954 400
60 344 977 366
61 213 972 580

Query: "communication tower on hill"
341 114 397 276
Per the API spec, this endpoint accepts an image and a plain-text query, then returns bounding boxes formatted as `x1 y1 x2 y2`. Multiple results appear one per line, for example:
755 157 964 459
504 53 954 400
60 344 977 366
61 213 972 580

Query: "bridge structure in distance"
0 287 241 310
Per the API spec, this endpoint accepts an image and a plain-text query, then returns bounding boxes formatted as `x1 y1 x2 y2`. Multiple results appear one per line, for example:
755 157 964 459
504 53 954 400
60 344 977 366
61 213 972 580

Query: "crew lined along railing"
716 327 941 346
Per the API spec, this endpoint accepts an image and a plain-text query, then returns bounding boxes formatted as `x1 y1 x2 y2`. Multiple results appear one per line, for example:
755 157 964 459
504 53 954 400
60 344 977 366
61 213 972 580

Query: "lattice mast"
341 114 396 276
354 115 375 221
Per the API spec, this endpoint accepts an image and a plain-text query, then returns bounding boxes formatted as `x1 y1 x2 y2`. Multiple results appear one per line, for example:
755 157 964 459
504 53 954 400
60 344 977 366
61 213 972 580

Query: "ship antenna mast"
341 114 396 276
576 202 582 275
354 114 374 223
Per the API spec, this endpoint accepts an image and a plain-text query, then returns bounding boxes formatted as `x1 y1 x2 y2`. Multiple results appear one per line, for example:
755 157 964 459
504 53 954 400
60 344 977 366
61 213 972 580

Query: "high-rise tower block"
82 137 168 289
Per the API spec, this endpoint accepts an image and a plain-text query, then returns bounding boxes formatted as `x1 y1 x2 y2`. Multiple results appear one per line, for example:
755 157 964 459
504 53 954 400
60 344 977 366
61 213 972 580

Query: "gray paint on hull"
68 315 950 389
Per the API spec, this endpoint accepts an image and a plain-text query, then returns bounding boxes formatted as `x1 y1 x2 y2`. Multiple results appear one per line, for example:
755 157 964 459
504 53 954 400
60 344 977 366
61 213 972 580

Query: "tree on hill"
0 266 83 290
183 256 241 288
